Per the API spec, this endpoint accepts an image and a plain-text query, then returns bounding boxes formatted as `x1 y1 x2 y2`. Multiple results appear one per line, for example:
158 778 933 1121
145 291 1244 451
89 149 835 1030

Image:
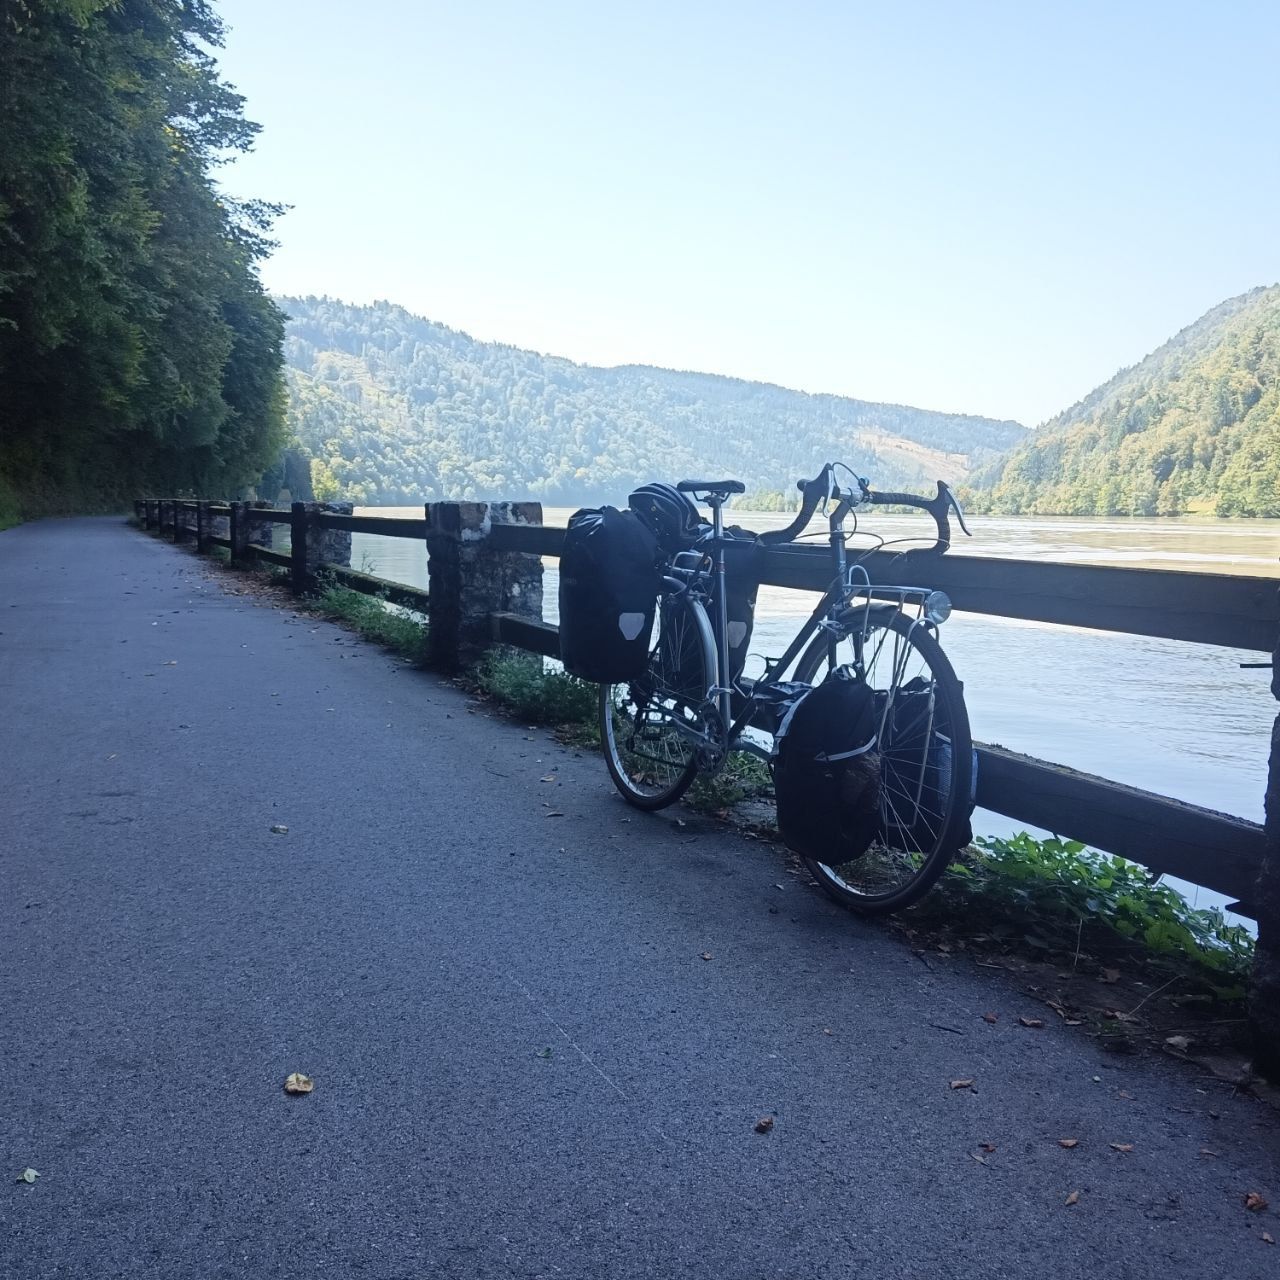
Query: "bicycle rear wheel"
600 593 715 810
793 605 973 914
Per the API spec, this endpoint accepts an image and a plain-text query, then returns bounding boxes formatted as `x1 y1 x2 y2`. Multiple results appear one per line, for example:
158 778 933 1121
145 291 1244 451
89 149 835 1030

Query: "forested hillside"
0 0 285 525
279 297 1026 506
968 285 1280 517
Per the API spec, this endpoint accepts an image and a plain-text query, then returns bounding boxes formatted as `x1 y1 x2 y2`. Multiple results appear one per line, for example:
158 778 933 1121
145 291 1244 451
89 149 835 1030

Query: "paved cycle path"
2 517 1278 1279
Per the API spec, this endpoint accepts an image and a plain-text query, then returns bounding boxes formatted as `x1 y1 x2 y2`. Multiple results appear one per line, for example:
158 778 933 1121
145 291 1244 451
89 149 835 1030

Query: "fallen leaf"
949 1079 974 1090
970 1152 989 1166
1058 1138 1079 1149
1065 1190 1080 1206
1245 1192 1268 1212
982 1012 999 1024
675 818 686 828
1200 1148 1218 1157
269 824 288 834
1100 968 1121 984
754 1116 775 1134
700 952 713 961
283 1072 313 1095
535 1047 553 1060
1263 1232 1275 1245
16 1168 38 1184
1118 1090 1134 1099
823 1028 833 1035
1165 1035 1191 1052
544 811 565 818
979 1143 996 1154
1018 1017 1045 1029
540 775 556 783
1110 1143 1134 1153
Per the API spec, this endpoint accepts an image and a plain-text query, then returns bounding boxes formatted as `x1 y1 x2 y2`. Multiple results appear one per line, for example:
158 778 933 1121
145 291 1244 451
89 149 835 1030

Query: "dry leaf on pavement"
1262 1233 1274 1245
16 1168 39 1184
1065 1190 1080 1206
1244 1192 1268 1212
979 1143 997 1154
700 952 713 961
269 824 288 834
1110 1143 1134 1153
1018 1017 1045 1028
982 1013 998 1024
949 1079 974 1090
1058 1138 1079 1149
754 1117 775 1134
283 1072 314 1095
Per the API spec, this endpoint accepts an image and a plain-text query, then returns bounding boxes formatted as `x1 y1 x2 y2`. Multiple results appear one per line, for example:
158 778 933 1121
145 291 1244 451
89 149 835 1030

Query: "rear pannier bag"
558 506 662 683
877 677 974 851
772 667 881 863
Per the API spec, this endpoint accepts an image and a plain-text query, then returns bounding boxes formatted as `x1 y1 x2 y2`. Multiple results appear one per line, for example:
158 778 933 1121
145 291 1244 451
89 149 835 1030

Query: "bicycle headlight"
924 591 952 625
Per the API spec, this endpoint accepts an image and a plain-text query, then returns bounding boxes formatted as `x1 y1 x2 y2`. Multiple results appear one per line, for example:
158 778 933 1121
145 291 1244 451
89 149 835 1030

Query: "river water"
344 508 1279 918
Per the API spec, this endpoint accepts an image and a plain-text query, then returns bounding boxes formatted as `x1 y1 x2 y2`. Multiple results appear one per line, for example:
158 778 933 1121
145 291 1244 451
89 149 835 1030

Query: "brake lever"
939 482 972 537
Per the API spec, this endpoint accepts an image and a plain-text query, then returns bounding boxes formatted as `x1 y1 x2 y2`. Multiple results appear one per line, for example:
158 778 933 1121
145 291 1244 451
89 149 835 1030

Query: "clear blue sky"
214 0 1280 426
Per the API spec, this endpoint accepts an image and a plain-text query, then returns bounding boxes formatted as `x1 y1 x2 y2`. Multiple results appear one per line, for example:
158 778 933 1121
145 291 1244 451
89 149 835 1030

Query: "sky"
213 0 1280 427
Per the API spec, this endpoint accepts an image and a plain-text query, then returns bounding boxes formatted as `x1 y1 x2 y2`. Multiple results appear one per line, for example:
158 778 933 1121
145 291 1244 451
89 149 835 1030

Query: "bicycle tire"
792 605 973 914
600 592 716 810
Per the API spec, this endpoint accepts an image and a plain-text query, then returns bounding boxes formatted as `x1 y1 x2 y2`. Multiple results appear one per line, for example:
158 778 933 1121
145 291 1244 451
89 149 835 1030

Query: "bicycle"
598 463 976 914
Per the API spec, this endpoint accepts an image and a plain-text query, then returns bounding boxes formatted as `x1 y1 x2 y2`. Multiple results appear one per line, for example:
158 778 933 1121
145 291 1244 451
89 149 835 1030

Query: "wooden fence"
135 496 1279 915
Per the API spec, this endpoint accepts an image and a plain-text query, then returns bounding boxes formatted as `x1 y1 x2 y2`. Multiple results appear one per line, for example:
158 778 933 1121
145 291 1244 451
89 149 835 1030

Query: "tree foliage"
0 0 286 515
966 286 1280 518
278 296 1026 506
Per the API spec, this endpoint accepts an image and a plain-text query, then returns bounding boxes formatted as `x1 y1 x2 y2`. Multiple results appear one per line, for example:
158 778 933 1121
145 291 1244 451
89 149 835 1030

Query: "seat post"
708 495 731 729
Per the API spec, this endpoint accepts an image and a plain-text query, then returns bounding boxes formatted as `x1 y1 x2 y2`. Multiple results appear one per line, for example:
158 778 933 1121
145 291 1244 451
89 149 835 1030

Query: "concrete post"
426 501 544 670
229 502 249 565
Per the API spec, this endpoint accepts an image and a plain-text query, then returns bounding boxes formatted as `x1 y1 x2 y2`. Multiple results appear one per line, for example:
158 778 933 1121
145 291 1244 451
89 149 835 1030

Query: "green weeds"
920 832 1254 993
474 651 597 725
308 580 429 665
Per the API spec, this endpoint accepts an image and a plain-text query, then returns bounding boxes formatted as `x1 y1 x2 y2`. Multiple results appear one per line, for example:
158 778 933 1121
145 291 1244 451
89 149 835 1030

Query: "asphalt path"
2 517 1278 1279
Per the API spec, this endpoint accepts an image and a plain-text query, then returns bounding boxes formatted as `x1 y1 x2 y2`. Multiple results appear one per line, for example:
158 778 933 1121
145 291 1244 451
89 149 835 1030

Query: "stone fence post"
247 500 274 551
426 501 544 670
1251 587 1280 1080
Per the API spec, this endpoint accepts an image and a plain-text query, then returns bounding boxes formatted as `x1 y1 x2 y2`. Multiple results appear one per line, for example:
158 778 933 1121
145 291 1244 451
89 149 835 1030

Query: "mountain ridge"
967 285 1280 517
274 295 1027 506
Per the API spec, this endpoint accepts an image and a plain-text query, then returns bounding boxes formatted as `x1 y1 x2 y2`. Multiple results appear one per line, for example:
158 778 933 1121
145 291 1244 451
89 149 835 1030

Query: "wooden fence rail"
132 496 1278 914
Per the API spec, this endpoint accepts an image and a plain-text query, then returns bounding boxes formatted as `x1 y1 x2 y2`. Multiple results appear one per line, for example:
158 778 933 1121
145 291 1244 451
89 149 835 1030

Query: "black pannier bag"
558 506 662 683
877 677 974 850
772 667 881 863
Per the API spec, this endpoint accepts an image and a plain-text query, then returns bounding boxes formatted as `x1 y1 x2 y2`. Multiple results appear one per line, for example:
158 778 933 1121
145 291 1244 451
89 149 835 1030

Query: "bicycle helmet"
628 482 706 552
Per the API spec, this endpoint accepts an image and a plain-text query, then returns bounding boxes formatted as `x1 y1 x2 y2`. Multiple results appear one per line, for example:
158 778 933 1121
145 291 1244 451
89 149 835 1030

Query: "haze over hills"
967 285 1280 518
275 297 1027 507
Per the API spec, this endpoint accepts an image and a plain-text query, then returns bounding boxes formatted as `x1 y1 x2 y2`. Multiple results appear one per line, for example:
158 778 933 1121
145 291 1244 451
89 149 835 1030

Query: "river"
340 508 1279 920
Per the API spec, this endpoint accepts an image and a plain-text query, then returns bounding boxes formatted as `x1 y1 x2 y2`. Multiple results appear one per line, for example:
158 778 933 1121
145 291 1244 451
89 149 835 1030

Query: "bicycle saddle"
676 479 745 496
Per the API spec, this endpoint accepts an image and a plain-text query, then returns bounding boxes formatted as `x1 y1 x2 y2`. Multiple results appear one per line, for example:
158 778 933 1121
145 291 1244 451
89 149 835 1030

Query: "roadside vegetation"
305 579 429 665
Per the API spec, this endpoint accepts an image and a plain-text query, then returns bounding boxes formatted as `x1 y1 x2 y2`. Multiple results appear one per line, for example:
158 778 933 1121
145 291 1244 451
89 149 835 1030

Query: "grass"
474 651 597 725
687 751 773 813
307 579 429 665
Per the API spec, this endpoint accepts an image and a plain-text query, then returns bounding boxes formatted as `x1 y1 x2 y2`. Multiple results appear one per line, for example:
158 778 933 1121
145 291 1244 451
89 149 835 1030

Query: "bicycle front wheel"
600 593 716 810
793 605 973 914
